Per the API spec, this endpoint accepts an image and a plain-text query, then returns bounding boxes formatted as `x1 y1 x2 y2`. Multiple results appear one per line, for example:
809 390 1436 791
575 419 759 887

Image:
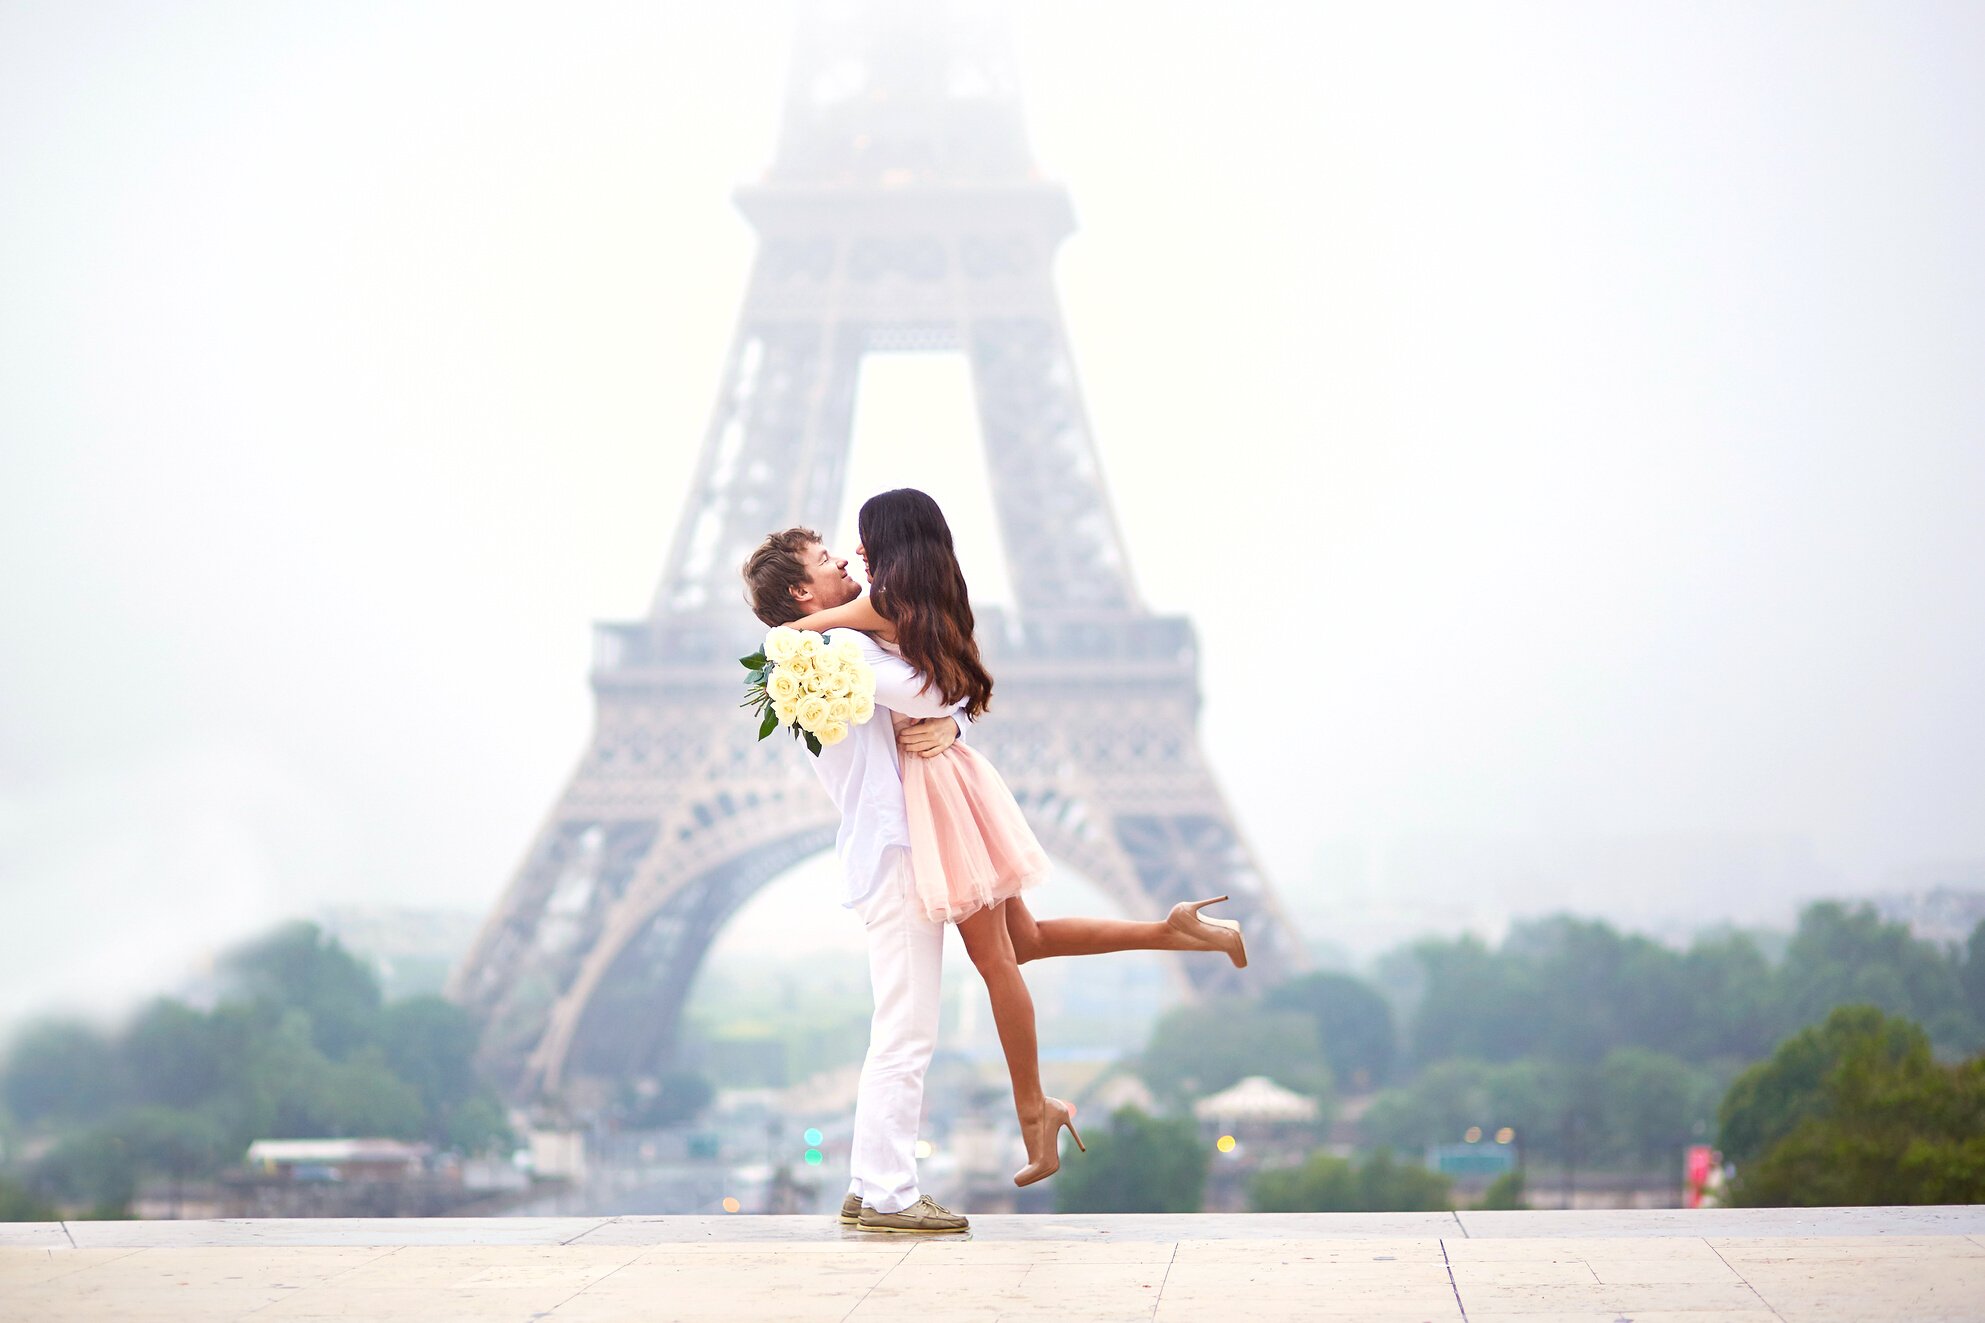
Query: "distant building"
244 1138 431 1182
1868 887 1985 947
314 907 482 1000
226 1139 476 1217
1196 1075 1327 1212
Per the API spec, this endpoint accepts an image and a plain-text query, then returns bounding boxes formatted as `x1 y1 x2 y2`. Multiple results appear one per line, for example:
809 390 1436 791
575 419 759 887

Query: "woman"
789 488 1246 1186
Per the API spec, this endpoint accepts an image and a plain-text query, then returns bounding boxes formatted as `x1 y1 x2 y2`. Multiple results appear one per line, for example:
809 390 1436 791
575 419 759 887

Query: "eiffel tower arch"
448 3 1307 1101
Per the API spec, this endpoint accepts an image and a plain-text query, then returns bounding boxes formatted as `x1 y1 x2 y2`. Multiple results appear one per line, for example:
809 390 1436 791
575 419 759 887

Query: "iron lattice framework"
448 2 1306 1100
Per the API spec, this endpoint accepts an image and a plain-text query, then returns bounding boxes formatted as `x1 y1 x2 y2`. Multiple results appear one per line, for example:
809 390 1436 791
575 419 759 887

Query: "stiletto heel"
1014 1097 1084 1187
1168 895 1248 969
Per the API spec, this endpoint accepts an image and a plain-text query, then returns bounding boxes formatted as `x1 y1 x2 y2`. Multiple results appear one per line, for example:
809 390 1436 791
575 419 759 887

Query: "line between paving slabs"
561 1219 614 1245
838 1241 916 1322
0 1245 146 1296
59 1222 77 1248
543 1242 649 1317
1706 1237 1787 1321
1438 1240 1468 1322
1147 1243 1179 1321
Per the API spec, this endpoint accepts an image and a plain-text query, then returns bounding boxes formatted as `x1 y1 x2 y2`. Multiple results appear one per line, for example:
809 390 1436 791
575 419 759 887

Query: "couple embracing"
742 488 1246 1234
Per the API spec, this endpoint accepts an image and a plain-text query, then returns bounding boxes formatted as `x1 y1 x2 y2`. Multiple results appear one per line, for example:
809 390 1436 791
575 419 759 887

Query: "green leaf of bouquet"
757 707 779 740
739 651 767 670
803 730 823 756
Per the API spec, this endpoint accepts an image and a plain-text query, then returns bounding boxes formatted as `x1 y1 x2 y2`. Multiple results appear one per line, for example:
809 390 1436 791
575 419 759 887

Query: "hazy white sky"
4 1 1983 1020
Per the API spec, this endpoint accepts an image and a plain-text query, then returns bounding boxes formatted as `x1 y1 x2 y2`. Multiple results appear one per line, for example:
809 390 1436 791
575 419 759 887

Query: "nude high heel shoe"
1168 895 1248 969
1013 1097 1086 1188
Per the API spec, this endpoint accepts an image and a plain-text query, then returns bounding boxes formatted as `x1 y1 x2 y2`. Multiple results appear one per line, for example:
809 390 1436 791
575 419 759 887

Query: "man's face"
791 541 860 613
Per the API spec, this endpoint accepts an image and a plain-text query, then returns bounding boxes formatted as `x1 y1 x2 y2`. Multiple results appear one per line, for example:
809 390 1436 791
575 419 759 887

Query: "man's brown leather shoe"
855 1195 969 1234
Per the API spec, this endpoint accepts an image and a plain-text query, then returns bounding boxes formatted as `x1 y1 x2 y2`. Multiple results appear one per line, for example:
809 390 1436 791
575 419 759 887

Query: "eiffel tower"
448 2 1306 1101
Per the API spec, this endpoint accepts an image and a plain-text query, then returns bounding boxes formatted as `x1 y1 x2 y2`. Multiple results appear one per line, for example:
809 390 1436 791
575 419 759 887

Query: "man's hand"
896 716 959 759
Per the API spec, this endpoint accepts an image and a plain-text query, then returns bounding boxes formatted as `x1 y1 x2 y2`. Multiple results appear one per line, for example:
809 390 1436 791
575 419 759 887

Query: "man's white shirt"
806 629 969 908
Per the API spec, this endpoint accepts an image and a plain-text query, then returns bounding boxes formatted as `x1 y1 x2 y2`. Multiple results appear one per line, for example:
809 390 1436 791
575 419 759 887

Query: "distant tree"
442 1094 515 1156
1720 1005 1928 1167
221 922 383 1060
1053 1107 1207 1214
287 1050 427 1141
115 1105 232 1185
3 919 523 1218
1721 1005 1985 1206
1961 920 1985 1030
1361 1059 1494 1152
1675 933 1782 1062
1 1020 125 1127
1776 904 1978 1052
1140 998 1329 1103
1505 917 1696 1065
1395 908 1985 1081
1595 1047 1718 1170
0 1173 58 1221
122 999 226 1110
1250 1147 1452 1213
1405 935 1540 1066
1264 972 1398 1089
31 1129 137 1216
230 1011 424 1142
374 996 512 1149
1476 1169 1528 1210
1361 1057 1563 1162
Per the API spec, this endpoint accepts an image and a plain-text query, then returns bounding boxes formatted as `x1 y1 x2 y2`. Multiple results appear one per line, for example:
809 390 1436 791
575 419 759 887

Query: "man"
742 527 971 1235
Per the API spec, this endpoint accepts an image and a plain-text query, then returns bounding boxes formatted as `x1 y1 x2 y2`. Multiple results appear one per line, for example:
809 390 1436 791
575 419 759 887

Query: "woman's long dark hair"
858 488 994 719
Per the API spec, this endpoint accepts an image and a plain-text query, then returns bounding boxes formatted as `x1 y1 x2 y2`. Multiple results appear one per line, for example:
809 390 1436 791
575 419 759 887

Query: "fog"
3 1 1983 1023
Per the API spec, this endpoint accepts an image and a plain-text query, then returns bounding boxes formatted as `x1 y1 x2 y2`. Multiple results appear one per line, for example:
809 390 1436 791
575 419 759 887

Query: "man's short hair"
741 527 821 626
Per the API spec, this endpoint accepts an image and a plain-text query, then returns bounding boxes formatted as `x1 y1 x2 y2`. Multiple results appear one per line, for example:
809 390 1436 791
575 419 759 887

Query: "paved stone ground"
3 1207 1982 1321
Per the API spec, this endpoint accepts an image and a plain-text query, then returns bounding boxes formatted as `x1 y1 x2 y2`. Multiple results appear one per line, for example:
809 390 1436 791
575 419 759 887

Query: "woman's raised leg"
1002 895 1246 967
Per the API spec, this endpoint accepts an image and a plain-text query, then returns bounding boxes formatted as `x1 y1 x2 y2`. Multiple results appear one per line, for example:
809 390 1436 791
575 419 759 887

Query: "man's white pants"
846 852 944 1214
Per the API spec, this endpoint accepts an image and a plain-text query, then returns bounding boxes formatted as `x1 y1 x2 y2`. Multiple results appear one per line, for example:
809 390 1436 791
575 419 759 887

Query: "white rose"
848 691 874 724
795 695 831 732
815 720 849 747
831 636 864 665
783 648 815 678
763 627 804 663
767 669 802 704
796 632 824 658
826 697 852 724
773 697 799 727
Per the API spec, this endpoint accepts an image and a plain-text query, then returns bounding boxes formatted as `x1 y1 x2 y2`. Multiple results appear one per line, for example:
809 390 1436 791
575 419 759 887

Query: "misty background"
3 1 1983 1029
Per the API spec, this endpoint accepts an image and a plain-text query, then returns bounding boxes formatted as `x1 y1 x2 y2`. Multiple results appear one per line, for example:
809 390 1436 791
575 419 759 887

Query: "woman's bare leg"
1002 895 1214 963
956 902 1044 1129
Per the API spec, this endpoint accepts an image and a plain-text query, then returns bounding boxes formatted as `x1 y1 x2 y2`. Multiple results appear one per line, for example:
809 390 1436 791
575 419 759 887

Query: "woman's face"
855 541 870 579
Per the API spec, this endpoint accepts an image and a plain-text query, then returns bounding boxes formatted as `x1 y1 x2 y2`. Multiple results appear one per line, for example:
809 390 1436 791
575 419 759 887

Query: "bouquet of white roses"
740 626 878 756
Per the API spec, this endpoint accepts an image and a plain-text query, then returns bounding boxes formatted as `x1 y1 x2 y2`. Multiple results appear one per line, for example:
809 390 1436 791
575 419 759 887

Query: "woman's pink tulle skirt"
900 741 1048 925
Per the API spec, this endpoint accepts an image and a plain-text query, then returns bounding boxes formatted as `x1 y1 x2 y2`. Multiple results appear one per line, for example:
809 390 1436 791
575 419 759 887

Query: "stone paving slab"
564 1210 1472 1244
0 1221 69 1249
1457 1203 1985 1237
61 1216 612 1248
4 1209 1985 1321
